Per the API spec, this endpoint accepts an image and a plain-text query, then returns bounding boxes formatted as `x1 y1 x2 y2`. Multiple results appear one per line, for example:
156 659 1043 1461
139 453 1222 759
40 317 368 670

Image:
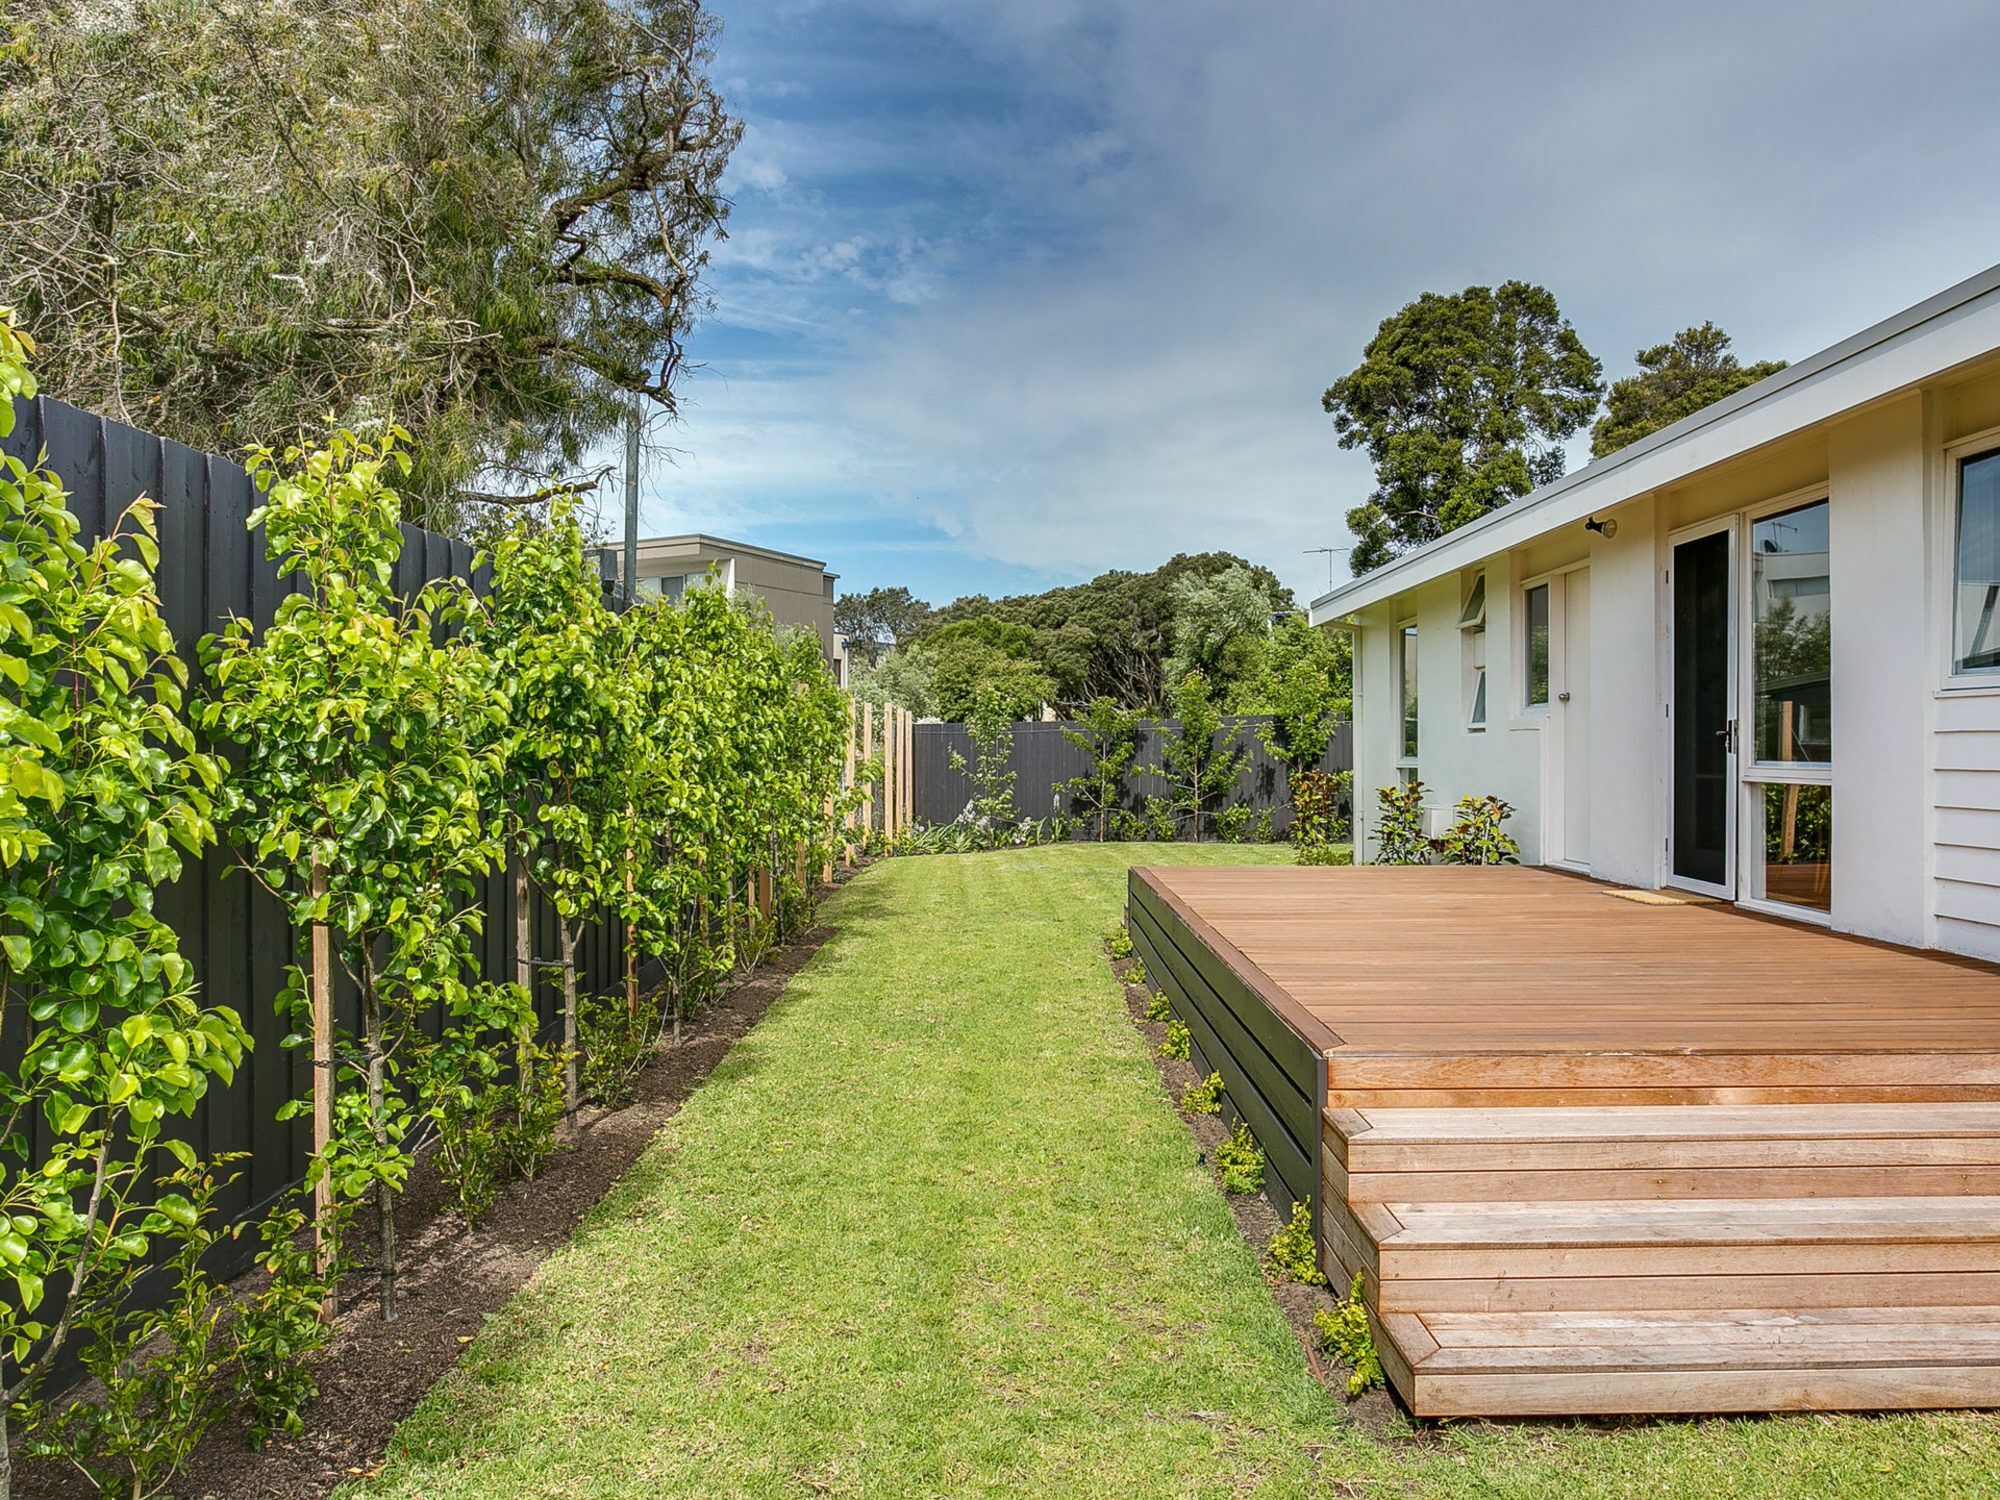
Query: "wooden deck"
1126 864 2000 1417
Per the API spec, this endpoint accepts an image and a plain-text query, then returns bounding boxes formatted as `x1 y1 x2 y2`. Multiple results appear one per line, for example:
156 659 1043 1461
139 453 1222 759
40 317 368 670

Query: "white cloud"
681 0 2000 604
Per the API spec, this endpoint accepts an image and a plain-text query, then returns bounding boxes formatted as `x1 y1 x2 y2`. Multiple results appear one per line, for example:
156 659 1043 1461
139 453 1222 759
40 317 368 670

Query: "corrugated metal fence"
912 716 1351 835
0 394 627 1284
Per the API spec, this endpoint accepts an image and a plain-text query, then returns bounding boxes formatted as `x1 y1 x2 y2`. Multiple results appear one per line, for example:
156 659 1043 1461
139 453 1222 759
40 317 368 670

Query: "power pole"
623 393 641 605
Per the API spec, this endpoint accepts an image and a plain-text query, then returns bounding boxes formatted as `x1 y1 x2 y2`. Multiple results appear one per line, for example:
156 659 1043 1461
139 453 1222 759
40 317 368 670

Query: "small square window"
1458 574 1487 628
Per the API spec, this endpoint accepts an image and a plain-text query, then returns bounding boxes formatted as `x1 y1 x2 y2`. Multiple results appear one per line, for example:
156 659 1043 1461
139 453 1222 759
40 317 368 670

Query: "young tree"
0 309 249 1493
1246 614 1352 775
1591 323 1788 458
1324 281 1604 571
1060 698 1142 841
1153 670 1248 841
203 426 511 1320
2 0 740 528
474 497 638 1112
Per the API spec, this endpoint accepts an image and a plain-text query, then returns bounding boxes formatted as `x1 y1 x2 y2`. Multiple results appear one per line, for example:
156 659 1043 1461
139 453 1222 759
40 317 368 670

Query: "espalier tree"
201 426 514 1321
474 498 640 1111
0 308 249 1496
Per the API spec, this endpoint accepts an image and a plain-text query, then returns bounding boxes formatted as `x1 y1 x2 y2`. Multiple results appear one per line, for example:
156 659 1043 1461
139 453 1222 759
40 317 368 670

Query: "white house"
1311 262 2000 961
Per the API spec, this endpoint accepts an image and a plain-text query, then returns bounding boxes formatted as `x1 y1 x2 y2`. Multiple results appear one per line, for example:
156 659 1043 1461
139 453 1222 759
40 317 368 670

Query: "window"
1459 574 1487 729
1753 782 1832 912
1956 447 2000 674
1398 624 1419 761
1750 498 1831 764
1523 584 1550 706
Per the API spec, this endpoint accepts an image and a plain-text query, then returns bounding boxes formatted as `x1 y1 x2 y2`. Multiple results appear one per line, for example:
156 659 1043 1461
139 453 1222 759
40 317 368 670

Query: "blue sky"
634 0 2000 609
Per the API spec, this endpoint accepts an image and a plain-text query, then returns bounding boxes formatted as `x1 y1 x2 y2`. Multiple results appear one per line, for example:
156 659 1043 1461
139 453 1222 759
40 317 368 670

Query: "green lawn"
352 844 2000 1499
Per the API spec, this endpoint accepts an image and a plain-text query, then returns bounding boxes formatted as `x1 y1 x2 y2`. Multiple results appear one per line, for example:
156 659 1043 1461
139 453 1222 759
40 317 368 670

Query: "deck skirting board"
1127 872 1320 1211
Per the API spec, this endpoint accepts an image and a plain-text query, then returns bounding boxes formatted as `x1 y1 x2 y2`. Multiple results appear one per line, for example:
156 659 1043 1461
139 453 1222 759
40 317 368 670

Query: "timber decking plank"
1133 867 2000 1093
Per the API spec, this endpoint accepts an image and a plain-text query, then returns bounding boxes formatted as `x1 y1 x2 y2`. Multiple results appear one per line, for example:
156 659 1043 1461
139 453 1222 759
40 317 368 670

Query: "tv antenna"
1304 545 1352 595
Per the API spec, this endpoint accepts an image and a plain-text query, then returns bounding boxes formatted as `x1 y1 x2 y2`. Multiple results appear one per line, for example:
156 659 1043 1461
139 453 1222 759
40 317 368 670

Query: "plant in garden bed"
1290 768 1349 866
1060 697 1141 841
1441 793 1520 865
1106 923 1133 960
1152 670 1248 841
1181 1071 1223 1115
204 425 513 1321
473 496 638 1115
1144 991 1172 1023
1214 1122 1264 1194
0 306 279 1497
1159 1018 1191 1061
1313 1273 1385 1397
1125 958 1148 988
1265 1197 1324 1286
1372 779 1432 865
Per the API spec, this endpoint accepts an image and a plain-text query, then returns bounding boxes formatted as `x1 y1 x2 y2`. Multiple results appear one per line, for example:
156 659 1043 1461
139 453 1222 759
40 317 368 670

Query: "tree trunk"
559 919 580 1113
361 972 397 1323
2 1394 13 1500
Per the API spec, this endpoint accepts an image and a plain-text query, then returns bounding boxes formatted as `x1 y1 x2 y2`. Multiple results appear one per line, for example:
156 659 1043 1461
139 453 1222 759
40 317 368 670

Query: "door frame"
1664 515 1740 898
1530 563 1592 872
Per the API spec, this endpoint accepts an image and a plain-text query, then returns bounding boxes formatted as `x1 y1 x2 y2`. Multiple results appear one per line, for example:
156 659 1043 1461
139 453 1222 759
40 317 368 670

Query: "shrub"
1214 804 1275 844
1266 1197 1325 1286
1291 768 1348 865
1144 991 1173 1023
231 1196 337 1448
579 988 667 1111
1373 779 1432 864
1441 793 1520 865
1126 958 1149 988
1312 1273 1385 1397
1214 1122 1264 1194
1181 1072 1224 1115
1160 1018 1191 1061
1106 924 1134 960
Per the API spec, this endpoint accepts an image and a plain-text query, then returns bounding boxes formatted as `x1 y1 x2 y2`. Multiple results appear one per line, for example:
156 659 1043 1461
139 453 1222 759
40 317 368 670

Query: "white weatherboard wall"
1936 691 2000 959
1827 397 1929 948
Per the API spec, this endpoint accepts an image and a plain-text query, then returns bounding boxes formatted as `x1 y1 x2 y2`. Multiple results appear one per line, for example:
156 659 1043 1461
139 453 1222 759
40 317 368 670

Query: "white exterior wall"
1340 396 2000 959
1827 397 1930 947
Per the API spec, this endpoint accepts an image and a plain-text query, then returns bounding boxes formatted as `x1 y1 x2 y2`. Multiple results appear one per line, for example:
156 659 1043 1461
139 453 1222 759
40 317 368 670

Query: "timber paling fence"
0 394 631 1308
910 716 1352 835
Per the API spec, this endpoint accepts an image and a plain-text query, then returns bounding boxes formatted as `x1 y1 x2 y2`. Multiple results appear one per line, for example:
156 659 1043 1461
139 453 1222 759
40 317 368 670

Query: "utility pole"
623 392 641 605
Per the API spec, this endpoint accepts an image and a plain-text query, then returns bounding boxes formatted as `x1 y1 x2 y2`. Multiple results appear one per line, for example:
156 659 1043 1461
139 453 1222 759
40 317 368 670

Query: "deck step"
1330 1103 2000 1201
1383 1307 2000 1416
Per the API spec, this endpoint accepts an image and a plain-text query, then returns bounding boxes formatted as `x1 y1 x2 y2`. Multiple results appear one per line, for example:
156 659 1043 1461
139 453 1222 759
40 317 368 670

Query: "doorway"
1670 525 1736 894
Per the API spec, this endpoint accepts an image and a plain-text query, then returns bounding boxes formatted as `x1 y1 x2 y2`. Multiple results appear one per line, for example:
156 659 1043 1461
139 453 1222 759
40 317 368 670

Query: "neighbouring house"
616 533 840 672
1311 261 2000 961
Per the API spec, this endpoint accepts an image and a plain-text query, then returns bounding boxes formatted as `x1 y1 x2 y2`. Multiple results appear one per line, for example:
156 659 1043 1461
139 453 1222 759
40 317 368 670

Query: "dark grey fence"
0 395 628 1291
912 716 1350 835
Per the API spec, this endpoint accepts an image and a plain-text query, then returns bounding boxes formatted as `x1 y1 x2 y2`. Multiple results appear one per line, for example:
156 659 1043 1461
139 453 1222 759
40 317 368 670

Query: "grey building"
613 533 839 672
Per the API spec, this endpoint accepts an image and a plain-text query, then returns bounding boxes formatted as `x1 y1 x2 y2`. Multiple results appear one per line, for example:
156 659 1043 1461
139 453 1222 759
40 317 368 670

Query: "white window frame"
1518 576 1554 716
1735 483 1834 926
1459 572 1488 732
1395 618 1419 769
1940 424 2000 692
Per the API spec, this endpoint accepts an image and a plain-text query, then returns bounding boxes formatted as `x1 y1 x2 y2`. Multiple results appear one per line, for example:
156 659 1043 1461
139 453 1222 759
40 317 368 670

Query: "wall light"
1584 515 1618 539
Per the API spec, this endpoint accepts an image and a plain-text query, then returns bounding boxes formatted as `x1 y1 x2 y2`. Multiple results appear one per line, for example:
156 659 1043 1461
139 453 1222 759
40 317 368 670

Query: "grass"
350 844 2000 1499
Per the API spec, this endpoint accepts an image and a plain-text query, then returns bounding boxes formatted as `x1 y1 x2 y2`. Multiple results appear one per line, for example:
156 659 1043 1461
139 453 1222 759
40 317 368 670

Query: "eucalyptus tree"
202 426 511 1319
0 309 248 1493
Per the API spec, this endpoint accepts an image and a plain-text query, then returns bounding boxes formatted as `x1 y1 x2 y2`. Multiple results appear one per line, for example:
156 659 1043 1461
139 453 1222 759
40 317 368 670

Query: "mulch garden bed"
1107 942 1407 1439
17 915 840 1500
